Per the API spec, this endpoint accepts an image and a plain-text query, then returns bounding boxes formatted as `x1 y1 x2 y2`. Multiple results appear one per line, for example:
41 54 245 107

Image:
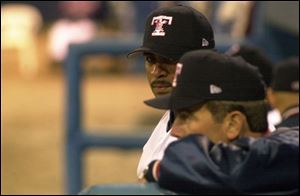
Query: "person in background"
267 57 299 128
225 43 281 131
47 1 112 62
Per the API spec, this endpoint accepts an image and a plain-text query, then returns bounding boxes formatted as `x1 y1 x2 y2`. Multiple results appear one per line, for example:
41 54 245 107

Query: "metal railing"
65 38 150 194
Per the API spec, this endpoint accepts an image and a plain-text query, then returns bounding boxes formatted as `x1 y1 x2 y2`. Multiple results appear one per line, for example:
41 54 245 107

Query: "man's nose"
150 64 167 76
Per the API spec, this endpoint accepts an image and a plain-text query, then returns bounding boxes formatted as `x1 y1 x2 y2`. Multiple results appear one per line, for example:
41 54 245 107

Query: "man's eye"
145 56 156 64
145 55 177 65
176 110 192 120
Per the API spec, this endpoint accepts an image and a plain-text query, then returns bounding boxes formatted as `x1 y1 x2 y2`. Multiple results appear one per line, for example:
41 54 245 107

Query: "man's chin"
153 89 172 97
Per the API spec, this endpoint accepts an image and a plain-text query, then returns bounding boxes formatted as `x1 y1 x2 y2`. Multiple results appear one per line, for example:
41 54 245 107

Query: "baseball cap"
271 57 299 92
226 44 273 87
144 50 266 110
127 5 215 61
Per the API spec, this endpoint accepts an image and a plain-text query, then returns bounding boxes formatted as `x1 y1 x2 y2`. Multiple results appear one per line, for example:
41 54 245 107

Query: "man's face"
144 53 177 97
171 104 227 143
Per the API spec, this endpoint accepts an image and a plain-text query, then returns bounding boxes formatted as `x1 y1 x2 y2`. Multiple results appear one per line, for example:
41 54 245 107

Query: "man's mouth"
151 81 171 89
151 81 172 95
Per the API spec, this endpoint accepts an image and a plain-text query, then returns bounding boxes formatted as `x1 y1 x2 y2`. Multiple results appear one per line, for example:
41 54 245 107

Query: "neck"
275 93 299 115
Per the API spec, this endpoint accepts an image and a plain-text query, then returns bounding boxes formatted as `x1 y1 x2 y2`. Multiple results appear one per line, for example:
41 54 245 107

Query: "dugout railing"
65 38 153 195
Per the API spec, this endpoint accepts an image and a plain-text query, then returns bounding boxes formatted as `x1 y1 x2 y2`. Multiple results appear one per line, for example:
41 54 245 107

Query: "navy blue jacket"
156 127 299 195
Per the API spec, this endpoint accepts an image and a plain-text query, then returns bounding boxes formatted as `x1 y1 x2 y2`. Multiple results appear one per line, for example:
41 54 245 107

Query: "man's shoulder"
143 110 176 147
266 126 299 146
150 111 170 135
158 110 171 123
277 115 299 128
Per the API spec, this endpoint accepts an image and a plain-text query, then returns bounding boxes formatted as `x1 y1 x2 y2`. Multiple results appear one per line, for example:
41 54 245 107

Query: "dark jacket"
156 127 299 195
276 105 299 128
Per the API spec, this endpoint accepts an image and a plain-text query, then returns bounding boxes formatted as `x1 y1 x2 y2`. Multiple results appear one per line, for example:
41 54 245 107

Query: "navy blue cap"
226 44 273 87
144 50 266 110
128 5 215 61
271 57 299 92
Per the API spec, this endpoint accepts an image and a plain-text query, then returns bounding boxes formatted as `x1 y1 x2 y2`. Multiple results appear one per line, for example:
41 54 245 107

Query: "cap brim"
127 47 180 61
127 47 153 58
145 94 207 111
144 94 171 110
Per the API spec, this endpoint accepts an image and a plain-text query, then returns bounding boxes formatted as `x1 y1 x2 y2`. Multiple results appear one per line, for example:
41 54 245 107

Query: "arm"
143 130 299 195
142 134 241 194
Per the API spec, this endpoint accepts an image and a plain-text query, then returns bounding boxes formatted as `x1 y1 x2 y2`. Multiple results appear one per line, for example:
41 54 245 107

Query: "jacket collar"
282 105 299 120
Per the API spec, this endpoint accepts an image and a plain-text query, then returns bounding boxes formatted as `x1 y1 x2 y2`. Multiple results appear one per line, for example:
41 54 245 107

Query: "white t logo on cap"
151 16 173 36
172 63 183 87
210 84 222 94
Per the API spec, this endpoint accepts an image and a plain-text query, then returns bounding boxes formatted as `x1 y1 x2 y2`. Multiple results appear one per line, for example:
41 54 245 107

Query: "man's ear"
223 111 246 141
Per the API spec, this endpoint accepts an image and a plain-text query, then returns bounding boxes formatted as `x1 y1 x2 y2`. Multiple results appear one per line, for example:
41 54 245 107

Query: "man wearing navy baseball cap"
128 5 215 179
220 43 281 131
141 50 299 195
145 49 268 139
268 57 299 128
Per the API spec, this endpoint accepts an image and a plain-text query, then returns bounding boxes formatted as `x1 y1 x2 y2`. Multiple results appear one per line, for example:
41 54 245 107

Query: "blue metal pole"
65 39 141 194
66 45 83 195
